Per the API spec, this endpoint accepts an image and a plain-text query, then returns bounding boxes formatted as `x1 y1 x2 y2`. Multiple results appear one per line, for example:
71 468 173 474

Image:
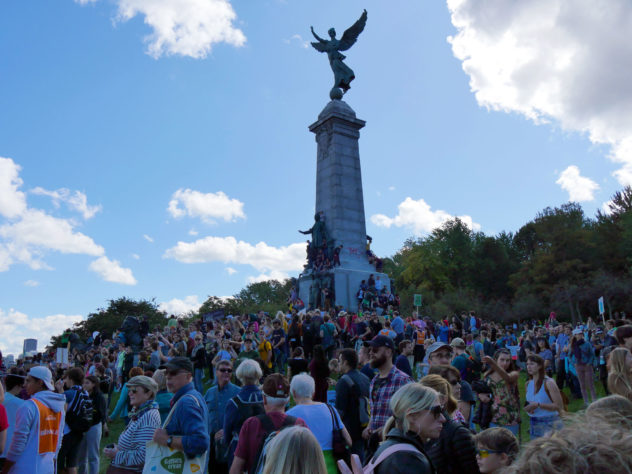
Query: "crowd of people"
0 307 632 474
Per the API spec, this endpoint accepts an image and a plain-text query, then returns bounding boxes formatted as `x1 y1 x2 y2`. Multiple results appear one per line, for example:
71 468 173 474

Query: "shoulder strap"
326 404 341 430
256 414 276 434
162 393 201 428
281 415 297 428
365 444 422 472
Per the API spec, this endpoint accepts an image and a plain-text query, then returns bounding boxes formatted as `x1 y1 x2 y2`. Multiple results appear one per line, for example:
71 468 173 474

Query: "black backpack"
65 387 93 433
228 396 265 448
251 414 297 474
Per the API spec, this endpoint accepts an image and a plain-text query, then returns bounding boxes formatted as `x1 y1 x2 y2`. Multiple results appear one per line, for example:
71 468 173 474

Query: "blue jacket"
204 382 240 435
165 383 210 459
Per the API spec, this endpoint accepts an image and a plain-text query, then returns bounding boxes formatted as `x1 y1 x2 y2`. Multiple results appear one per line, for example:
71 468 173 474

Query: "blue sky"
1 0 631 356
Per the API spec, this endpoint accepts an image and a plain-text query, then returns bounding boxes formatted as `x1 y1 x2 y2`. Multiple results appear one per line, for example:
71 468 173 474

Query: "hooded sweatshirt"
7 390 66 474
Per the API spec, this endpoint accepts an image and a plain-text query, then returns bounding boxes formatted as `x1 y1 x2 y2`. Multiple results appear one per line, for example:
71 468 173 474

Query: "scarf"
129 399 158 422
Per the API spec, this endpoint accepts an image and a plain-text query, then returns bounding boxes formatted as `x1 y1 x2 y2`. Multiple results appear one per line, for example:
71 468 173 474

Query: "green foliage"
198 278 295 317
388 187 632 322
50 297 167 347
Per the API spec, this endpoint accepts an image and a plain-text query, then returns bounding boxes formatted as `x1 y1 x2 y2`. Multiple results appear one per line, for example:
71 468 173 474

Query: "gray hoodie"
7 389 66 474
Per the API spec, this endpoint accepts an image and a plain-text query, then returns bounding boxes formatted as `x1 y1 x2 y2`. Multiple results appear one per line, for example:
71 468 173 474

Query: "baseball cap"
450 337 466 348
165 356 194 374
426 341 453 358
572 328 583 335
126 375 159 395
262 373 290 398
364 335 395 351
28 366 55 391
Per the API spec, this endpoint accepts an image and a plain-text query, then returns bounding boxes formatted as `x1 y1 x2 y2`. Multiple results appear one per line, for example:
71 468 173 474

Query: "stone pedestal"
297 100 389 311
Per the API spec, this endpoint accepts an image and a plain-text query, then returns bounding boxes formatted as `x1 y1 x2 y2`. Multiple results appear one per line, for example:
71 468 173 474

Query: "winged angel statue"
311 10 367 100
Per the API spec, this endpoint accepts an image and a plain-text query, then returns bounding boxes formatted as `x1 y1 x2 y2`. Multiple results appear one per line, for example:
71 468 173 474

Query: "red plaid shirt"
368 365 413 432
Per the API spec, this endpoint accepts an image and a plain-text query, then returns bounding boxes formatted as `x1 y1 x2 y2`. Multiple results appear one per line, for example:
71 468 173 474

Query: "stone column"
309 100 370 270
297 100 390 312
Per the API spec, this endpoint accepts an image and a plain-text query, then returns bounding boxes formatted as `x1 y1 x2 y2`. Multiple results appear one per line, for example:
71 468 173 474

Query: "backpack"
343 375 370 428
252 414 297 474
337 443 422 474
229 395 265 448
65 387 93 433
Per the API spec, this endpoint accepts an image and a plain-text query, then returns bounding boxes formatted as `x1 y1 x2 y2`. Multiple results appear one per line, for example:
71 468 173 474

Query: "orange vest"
416 330 425 345
32 399 62 454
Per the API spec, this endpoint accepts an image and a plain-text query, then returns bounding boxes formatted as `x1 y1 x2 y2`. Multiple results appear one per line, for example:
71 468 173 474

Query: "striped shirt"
369 366 413 432
113 405 161 469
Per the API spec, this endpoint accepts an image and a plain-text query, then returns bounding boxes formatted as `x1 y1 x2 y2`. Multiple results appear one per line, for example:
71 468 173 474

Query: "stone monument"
298 10 390 311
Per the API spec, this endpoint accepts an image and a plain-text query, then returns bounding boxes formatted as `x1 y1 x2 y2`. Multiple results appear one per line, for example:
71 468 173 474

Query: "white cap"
572 328 583 335
28 366 55 391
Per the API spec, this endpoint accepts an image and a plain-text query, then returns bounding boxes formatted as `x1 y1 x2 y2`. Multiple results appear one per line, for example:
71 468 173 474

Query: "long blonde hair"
383 383 438 438
262 426 327 474
420 374 458 416
607 348 632 401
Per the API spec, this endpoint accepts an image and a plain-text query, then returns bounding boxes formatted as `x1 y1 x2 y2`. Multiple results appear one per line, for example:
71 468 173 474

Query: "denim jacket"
165 383 210 458
204 382 240 435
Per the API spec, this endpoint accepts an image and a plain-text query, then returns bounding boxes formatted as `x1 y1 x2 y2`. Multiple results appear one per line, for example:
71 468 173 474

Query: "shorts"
58 431 84 469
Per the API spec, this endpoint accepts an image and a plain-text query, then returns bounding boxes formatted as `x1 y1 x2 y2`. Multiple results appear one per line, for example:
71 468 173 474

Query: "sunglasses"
477 449 504 458
448 379 460 386
218 368 233 373
129 387 144 394
429 405 443 418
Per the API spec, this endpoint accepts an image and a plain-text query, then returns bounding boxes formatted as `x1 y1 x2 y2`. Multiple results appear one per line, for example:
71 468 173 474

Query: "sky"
1 0 631 356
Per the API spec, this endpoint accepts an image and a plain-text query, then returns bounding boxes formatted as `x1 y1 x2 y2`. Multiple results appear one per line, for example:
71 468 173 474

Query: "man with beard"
362 335 412 457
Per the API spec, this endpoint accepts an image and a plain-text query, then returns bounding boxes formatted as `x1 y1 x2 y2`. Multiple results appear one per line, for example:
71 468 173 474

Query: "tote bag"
143 394 208 474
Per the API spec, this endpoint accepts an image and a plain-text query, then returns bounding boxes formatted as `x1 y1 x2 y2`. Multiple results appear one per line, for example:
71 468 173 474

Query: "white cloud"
89 256 137 285
0 308 83 356
113 0 246 59
143 234 154 243
601 200 614 215
226 266 237 275
247 270 289 284
284 34 309 49
371 197 480 235
388 186 396 191
32 187 102 219
167 189 245 223
132 253 140 260
74 0 97 4
0 157 27 219
158 295 201 315
24 280 39 287
188 229 198 236
447 0 632 186
556 165 599 202
164 235 306 273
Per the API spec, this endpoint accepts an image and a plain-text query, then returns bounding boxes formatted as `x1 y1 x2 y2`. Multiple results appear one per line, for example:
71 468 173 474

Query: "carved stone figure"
299 213 328 249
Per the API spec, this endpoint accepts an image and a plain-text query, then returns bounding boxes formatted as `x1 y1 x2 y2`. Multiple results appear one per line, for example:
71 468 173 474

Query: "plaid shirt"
369 365 413 432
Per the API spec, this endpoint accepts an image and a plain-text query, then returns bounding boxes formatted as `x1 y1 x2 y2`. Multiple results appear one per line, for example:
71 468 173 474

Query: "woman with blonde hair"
607 347 632 401
419 373 464 423
420 375 479 473
364 383 443 474
262 426 327 474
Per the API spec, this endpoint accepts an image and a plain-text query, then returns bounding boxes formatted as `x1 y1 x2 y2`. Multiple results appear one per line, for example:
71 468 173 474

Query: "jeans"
194 368 204 394
77 423 102 474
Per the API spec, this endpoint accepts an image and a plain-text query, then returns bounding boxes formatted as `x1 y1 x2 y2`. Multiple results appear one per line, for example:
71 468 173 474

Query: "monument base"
298 267 390 312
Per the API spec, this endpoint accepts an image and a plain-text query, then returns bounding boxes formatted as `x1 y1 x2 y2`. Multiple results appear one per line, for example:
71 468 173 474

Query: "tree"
50 297 167 347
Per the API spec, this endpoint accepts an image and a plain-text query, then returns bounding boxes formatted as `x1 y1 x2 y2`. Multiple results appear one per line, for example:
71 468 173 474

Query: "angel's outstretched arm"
310 26 326 43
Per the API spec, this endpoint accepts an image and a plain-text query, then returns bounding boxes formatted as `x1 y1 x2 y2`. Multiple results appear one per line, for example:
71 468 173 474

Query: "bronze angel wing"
338 9 367 52
310 41 329 53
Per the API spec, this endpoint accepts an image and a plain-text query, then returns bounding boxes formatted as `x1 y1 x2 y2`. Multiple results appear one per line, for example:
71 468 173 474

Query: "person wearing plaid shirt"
362 336 413 440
